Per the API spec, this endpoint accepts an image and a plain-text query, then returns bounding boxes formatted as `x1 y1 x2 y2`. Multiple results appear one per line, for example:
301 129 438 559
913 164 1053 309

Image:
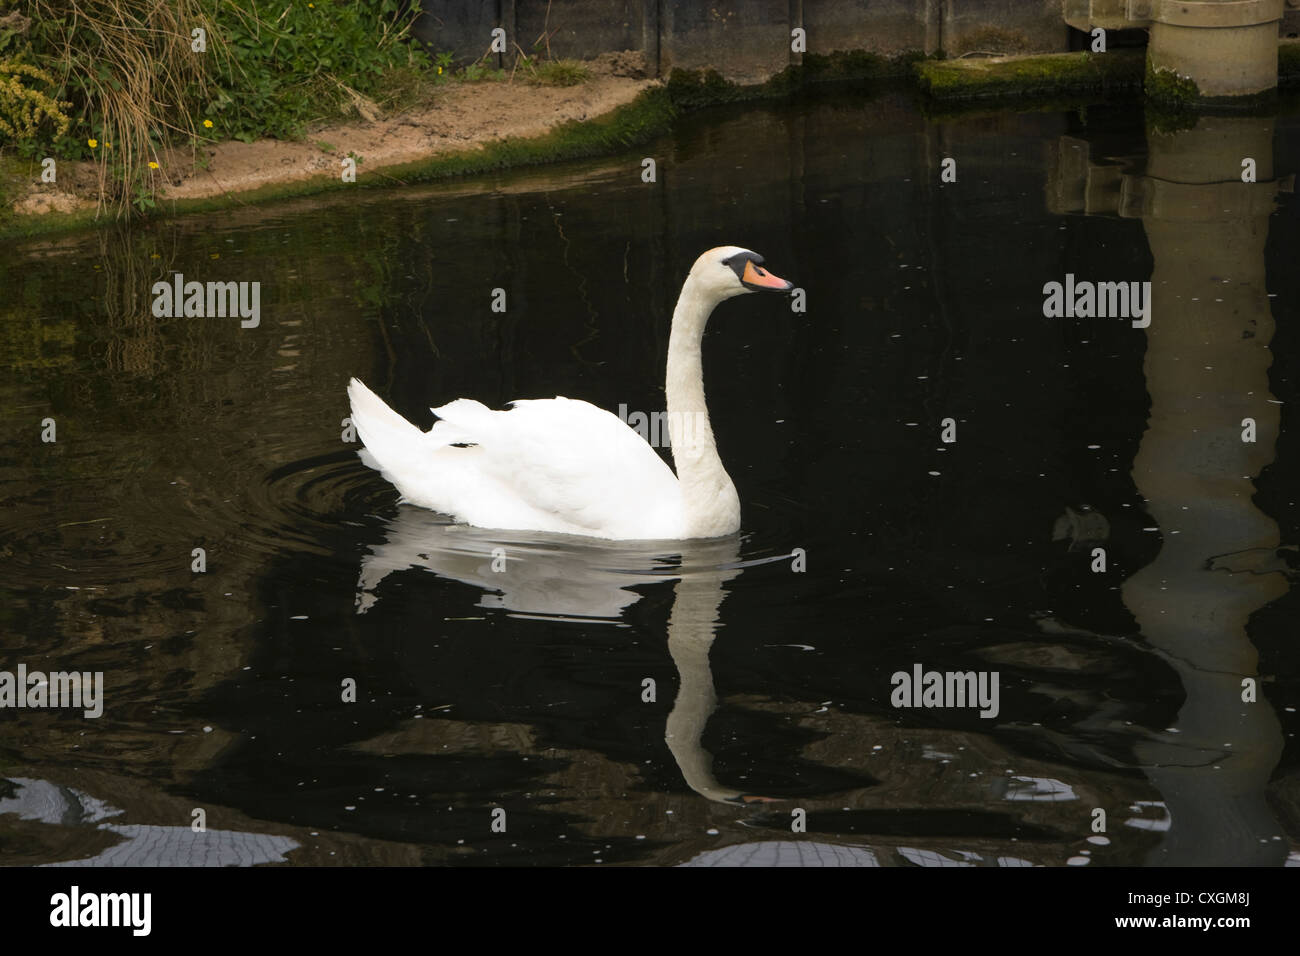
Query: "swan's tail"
347 378 428 495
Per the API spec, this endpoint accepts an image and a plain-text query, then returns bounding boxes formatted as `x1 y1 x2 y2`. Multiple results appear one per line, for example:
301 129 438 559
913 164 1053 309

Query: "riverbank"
2 51 657 237
6 42 1300 241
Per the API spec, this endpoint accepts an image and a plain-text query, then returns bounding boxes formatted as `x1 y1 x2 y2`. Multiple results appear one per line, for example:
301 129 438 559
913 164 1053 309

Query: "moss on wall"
1144 54 1201 108
914 49 1144 101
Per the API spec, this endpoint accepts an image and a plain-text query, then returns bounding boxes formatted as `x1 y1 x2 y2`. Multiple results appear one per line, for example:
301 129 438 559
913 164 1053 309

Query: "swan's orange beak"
741 259 793 292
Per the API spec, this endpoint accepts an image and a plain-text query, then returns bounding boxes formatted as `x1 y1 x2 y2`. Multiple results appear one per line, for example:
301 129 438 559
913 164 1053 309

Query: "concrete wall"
658 0 799 83
514 0 645 59
803 1 932 56
414 0 1073 78
941 0 1068 55
417 0 499 63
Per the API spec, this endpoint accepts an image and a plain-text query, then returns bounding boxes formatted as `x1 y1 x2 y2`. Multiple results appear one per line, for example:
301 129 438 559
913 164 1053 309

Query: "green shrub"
5 0 215 213
205 0 431 142
530 58 591 87
1 0 432 212
0 57 70 142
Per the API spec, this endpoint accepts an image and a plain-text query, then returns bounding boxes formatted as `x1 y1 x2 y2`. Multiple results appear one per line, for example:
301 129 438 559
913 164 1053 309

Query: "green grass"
374 84 679 183
915 49 1144 100
531 59 592 87
458 62 505 83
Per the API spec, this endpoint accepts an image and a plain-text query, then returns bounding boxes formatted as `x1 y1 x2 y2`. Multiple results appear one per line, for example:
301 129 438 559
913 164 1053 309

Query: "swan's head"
691 246 793 302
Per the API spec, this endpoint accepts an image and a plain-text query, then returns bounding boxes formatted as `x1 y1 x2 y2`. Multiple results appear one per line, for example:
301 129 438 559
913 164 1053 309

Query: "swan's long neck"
665 276 740 537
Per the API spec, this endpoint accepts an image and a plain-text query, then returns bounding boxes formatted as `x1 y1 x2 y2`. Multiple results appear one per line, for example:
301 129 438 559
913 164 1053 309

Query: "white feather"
348 380 683 539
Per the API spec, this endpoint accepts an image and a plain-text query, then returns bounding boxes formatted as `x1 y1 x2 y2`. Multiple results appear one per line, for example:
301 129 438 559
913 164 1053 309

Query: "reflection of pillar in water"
1122 117 1288 865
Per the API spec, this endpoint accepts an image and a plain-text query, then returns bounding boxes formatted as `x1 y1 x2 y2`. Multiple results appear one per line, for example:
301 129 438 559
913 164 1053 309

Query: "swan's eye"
723 252 765 282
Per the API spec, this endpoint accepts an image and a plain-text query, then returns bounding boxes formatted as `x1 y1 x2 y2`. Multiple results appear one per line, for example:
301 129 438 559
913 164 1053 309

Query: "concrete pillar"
1144 0 1284 98
1062 1 1284 99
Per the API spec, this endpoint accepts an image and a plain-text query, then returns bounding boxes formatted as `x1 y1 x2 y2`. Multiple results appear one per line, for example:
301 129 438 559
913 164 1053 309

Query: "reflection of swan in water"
356 508 682 621
664 545 781 805
356 507 785 803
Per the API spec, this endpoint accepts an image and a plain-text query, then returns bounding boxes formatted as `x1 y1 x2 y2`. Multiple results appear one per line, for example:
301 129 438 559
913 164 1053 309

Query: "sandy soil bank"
11 52 653 217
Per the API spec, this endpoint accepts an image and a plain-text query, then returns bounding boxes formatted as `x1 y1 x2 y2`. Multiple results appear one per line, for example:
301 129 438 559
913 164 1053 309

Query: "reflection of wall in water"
1048 116 1292 865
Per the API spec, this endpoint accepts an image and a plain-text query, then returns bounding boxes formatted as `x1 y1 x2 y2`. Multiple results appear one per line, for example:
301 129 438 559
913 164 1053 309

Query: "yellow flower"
88 138 97 148
203 119 213 129
437 66 442 74
148 161 159 169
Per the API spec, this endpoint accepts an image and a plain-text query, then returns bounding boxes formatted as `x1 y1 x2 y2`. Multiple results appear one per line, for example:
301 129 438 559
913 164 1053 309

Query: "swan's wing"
425 397 683 538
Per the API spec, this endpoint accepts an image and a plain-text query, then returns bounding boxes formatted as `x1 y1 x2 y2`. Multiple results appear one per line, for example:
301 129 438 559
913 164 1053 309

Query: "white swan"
347 245 792 540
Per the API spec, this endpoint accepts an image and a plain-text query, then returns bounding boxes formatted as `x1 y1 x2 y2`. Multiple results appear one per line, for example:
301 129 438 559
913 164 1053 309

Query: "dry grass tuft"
30 0 220 213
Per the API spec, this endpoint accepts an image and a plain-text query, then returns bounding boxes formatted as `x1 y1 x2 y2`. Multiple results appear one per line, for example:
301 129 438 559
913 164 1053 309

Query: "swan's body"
348 387 691 538
347 245 792 540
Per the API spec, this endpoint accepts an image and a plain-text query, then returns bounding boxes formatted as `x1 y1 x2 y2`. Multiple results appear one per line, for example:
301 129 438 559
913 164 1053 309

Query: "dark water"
3 86 1300 867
